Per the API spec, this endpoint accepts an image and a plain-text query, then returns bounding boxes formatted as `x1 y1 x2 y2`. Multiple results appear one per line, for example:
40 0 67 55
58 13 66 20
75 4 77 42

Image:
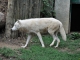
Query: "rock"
0 12 5 28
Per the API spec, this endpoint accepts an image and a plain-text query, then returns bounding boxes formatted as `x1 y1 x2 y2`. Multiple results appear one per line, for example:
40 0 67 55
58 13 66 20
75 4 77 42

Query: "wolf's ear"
17 20 21 25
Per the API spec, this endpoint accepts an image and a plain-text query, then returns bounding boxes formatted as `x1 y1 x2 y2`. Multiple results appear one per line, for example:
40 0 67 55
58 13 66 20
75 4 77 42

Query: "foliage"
68 32 80 40
40 0 55 17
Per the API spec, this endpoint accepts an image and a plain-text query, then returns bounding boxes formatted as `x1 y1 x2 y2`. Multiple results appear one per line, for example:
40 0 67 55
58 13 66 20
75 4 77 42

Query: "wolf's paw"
50 44 53 47
54 46 58 48
42 45 45 48
21 46 26 48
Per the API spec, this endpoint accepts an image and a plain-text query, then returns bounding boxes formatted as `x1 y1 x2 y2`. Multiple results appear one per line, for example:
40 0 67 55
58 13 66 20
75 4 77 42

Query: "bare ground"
0 33 27 49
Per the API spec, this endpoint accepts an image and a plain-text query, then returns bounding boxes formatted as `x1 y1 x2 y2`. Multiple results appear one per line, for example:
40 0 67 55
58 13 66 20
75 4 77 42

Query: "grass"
0 34 80 60
0 47 17 57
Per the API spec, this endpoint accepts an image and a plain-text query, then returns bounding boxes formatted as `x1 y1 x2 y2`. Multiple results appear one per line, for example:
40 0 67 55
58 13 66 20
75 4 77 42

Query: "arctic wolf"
11 18 66 48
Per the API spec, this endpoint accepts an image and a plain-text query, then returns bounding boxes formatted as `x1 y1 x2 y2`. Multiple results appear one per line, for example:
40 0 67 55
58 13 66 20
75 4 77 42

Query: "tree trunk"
5 0 15 38
29 0 41 18
14 0 41 19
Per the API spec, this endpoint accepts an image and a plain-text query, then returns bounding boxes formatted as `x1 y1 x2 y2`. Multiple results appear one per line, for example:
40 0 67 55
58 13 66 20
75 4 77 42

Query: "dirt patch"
0 42 20 49
0 33 27 49
0 38 26 49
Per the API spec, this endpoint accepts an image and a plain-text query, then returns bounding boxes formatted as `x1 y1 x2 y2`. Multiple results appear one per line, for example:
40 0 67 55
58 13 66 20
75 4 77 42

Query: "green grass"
0 47 17 58
0 34 80 60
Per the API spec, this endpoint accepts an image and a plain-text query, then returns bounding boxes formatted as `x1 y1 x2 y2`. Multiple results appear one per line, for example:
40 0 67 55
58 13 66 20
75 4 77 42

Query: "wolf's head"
11 20 21 31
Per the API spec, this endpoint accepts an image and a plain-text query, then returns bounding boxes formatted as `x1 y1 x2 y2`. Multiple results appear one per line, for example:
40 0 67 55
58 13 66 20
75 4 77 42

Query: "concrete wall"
55 0 70 33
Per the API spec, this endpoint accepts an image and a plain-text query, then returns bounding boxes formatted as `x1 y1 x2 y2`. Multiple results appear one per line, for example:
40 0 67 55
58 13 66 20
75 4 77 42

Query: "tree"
28 0 41 18
5 0 15 38
14 0 41 19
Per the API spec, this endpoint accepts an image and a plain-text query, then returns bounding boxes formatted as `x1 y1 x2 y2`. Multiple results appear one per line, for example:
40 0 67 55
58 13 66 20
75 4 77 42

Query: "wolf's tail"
59 22 66 41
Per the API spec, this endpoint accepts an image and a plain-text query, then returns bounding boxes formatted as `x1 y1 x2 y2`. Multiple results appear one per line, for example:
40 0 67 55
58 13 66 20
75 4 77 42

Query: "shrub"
68 32 80 40
40 0 55 17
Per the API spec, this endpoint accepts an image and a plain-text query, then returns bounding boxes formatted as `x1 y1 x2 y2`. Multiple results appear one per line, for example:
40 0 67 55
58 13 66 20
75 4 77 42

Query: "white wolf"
11 18 66 48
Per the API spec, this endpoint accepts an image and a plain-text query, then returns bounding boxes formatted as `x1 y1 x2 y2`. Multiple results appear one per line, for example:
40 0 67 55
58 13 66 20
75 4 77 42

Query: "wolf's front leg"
21 34 32 48
36 32 45 47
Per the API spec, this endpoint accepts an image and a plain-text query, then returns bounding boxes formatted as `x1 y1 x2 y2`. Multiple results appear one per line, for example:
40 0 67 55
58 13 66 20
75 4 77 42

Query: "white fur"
11 18 66 48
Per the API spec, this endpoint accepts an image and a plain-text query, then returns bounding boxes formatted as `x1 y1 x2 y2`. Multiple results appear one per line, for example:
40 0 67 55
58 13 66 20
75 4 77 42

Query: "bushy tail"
59 23 66 41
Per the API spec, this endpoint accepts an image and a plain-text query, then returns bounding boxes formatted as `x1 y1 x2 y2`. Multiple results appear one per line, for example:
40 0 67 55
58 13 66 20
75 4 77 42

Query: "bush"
68 32 80 40
40 0 55 17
